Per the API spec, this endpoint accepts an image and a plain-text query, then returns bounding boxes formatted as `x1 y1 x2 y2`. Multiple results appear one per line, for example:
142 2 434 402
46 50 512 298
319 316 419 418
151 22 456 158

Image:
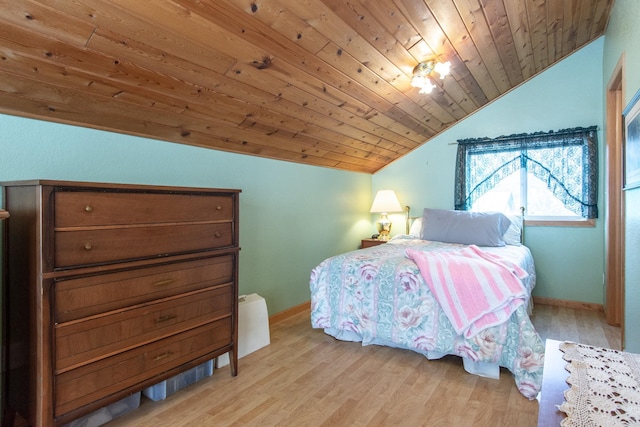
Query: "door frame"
605 55 625 339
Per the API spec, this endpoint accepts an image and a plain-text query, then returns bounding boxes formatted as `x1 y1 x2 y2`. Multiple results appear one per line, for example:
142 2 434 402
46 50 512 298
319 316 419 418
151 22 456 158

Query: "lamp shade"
370 190 403 213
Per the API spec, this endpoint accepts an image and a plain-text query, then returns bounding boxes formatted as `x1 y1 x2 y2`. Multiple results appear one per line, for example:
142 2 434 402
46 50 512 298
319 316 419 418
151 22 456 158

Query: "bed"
310 209 545 400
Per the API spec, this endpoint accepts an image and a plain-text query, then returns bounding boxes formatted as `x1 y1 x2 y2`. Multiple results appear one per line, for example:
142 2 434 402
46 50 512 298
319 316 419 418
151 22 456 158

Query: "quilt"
310 237 545 399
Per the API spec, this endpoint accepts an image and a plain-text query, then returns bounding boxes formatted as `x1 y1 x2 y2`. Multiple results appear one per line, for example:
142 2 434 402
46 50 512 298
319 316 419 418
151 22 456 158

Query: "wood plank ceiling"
0 0 614 173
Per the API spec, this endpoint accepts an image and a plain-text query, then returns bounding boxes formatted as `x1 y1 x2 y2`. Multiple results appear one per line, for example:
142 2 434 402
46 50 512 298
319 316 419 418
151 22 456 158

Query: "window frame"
454 126 598 227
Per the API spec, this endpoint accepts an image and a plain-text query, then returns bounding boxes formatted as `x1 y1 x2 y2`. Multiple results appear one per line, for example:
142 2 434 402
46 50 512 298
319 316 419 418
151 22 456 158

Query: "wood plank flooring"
102 304 620 427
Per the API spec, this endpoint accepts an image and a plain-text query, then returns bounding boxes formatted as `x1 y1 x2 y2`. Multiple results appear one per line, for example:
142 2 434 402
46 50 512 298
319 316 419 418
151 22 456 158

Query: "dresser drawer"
54 318 232 417
55 255 234 323
55 222 233 268
55 191 234 227
55 285 233 372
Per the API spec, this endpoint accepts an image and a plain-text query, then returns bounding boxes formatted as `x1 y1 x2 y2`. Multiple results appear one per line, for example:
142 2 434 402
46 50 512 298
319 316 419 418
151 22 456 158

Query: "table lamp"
370 190 403 240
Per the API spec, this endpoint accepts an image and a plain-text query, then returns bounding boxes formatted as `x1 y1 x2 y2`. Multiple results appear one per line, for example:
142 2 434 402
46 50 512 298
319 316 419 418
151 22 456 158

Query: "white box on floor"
143 359 213 401
217 293 270 367
62 392 140 427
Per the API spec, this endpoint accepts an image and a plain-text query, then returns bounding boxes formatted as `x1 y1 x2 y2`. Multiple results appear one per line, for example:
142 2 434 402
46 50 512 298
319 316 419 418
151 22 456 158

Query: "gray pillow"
420 208 511 247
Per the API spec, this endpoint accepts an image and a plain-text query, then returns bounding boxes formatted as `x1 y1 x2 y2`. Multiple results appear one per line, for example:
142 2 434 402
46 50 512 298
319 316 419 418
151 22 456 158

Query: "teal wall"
373 38 606 306
603 0 640 352
0 115 372 315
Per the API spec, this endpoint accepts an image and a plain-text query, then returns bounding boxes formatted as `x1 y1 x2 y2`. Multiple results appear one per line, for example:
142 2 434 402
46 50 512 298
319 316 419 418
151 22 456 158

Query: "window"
454 126 598 221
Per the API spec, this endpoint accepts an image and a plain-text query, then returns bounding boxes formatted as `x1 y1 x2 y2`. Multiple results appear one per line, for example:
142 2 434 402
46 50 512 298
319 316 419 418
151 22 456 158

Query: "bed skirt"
323 327 500 380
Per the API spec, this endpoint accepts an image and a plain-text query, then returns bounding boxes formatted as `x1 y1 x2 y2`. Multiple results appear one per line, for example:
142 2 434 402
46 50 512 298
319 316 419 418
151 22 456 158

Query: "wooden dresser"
2 180 241 426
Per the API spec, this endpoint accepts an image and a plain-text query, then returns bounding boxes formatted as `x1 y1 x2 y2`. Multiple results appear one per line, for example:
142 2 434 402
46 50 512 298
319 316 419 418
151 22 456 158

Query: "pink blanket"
406 245 528 338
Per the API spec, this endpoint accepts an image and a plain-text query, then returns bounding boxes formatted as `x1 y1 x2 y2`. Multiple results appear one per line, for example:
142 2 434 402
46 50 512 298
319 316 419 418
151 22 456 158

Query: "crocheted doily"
558 341 640 426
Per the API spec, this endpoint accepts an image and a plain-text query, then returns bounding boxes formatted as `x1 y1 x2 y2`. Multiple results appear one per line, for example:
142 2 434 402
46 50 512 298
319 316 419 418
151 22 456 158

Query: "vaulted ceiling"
0 0 614 173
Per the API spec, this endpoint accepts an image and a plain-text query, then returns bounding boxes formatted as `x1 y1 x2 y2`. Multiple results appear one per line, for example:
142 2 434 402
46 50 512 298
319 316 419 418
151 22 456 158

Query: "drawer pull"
153 352 174 362
154 314 177 323
83 243 92 251
152 279 175 287
216 205 222 211
214 232 222 238
84 205 93 213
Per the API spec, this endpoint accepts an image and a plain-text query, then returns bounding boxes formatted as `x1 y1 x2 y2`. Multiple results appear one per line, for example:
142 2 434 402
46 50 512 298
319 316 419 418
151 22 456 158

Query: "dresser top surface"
1 179 242 194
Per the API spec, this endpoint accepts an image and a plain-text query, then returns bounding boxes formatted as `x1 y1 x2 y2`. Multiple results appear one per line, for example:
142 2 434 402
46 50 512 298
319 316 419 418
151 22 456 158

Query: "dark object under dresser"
1 180 240 426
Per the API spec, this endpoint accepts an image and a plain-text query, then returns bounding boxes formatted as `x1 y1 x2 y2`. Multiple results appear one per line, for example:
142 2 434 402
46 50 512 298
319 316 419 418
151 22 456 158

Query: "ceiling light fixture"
410 60 451 94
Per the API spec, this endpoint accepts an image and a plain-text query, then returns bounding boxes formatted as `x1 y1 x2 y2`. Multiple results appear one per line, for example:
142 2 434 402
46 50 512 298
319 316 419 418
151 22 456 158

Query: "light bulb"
418 79 435 94
411 75 426 88
434 61 451 79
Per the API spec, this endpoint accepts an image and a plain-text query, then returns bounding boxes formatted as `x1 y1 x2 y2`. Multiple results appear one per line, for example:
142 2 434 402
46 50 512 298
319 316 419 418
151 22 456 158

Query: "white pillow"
409 217 422 237
420 208 511 247
503 214 523 245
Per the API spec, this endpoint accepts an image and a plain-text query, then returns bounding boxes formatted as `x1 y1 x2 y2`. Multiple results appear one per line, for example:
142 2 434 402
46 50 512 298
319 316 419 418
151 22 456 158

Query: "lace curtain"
454 126 598 219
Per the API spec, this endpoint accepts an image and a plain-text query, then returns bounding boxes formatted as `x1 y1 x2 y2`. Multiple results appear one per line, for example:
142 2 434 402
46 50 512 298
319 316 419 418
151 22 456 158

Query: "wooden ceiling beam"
546 0 565 64
454 0 513 94
2 0 96 47
0 73 384 173
502 0 536 81
429 0 502 100
0 64 396 170
173 0 438 134
0 18 408 161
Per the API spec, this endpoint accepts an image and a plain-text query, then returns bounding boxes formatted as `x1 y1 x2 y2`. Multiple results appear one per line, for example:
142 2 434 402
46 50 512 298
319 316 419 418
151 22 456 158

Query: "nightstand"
361 238 387 249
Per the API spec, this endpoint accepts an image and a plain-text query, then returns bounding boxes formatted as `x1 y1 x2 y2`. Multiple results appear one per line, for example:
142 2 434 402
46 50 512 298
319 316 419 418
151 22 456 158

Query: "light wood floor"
101 304 620 427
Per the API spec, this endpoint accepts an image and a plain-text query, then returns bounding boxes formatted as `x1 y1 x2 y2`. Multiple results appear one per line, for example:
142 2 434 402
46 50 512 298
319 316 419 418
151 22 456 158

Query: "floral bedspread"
309 237 545 399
